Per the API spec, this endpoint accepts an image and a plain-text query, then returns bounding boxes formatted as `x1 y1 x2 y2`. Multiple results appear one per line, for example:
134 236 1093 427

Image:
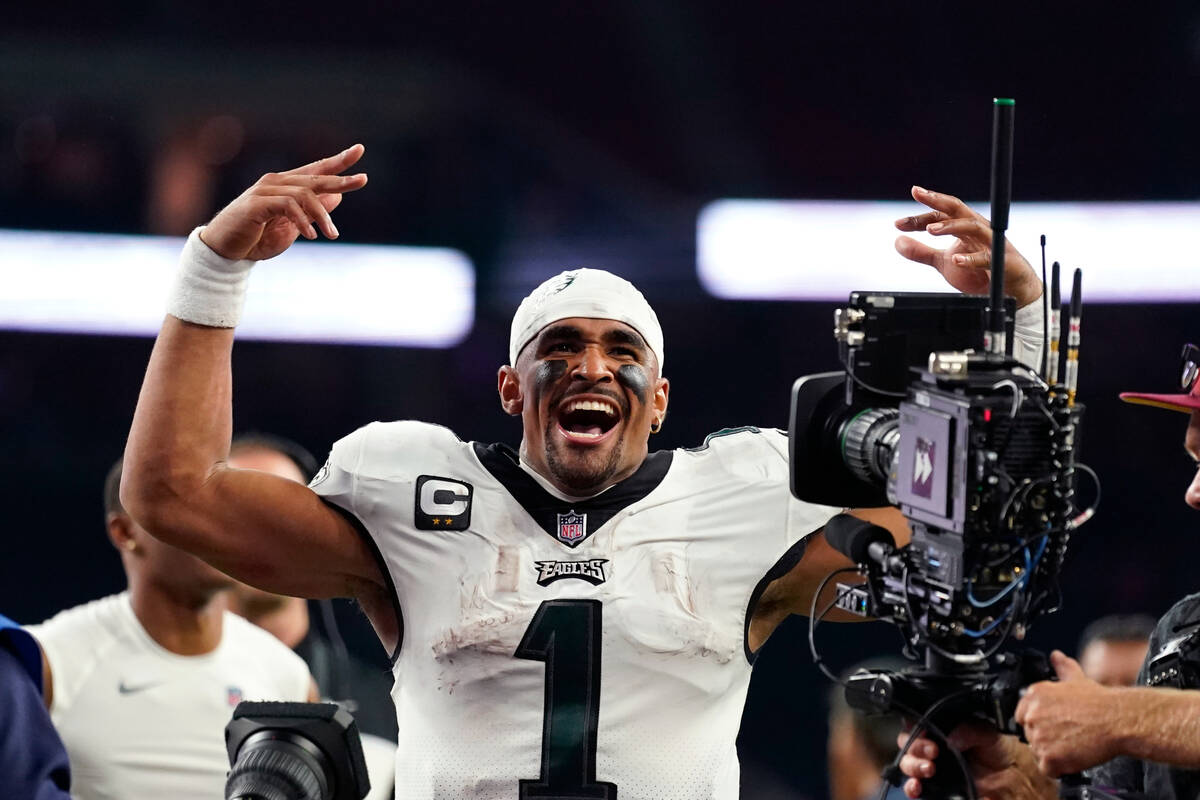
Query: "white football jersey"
312 422 839 800
29 592 311 800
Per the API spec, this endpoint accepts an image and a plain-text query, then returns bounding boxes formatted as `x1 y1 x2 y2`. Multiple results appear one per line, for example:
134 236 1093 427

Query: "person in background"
1076 613 1156 688
27 457 314 800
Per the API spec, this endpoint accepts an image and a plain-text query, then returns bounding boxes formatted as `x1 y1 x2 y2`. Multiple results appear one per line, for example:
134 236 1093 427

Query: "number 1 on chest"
515 599 616 799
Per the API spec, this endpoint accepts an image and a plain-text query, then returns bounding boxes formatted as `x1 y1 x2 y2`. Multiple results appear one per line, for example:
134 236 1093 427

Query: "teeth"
564 399 617 416
566 430 604 439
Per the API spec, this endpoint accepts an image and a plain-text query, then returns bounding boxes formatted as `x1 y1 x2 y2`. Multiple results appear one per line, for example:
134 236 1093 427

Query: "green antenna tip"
994 97 1015 106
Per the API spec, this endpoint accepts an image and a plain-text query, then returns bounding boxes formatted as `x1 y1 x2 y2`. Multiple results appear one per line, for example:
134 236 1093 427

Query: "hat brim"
1120 391 1200 413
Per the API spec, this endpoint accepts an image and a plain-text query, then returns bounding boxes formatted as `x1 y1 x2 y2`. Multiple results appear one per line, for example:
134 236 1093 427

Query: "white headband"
509 269 665 369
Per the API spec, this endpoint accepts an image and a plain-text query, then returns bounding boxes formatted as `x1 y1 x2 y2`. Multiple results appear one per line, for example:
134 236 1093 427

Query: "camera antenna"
1066 268 1083 405
1039 235 1048 377
1048 261 1062 386
986 97 1015 358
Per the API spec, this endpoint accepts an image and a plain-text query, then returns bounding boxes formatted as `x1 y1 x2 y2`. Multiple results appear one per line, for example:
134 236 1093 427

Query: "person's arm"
40 643 52 710
0 647 72 800
1016 650 1200 776
747 506 910 649
122 146 382 603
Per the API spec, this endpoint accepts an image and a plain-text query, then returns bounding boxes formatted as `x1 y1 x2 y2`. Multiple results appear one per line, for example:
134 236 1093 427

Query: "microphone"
824 514 896 565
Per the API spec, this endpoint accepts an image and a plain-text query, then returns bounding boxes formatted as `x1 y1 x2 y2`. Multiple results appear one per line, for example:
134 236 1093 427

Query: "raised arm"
121 146 383 606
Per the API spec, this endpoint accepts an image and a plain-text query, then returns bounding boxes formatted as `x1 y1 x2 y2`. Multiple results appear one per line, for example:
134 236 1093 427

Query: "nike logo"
118 680 161 695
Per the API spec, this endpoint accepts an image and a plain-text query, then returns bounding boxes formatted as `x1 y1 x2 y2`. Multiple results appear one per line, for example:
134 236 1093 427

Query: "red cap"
1120 383 1200 414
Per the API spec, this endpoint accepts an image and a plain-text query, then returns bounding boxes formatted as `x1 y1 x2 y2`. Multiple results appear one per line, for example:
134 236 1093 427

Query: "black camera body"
789 289 1091 799
791 292 1083 663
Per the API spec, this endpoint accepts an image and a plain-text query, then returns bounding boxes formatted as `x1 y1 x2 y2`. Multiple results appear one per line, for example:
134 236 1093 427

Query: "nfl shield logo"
557 511 587 544
227 686 243 707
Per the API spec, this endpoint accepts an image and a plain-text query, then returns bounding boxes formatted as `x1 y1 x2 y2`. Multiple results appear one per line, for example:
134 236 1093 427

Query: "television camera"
789 100 1100 799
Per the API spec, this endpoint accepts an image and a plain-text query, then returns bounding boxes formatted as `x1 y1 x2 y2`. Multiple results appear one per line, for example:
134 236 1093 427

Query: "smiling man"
121 148 1042 799
500 269 670 496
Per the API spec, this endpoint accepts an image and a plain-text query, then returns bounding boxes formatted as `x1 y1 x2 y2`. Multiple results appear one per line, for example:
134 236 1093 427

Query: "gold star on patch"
432 518 441 525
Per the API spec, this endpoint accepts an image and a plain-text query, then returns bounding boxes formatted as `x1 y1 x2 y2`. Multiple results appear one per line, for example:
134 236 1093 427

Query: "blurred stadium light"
697 200 1200 302
0 229 475 346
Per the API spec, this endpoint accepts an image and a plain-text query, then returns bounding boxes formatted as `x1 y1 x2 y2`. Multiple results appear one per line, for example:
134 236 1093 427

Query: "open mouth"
556 397 622 444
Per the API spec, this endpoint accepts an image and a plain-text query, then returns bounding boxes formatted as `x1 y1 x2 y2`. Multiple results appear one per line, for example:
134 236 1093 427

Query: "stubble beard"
544 421 626 495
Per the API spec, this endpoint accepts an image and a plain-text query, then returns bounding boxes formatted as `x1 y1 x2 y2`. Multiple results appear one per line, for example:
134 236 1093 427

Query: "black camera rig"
788 99 1102 800
792 291 1084 663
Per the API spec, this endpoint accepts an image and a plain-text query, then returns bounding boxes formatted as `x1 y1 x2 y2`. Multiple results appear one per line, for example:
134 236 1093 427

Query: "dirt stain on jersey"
653 551 697 615
432 546 530 661
617 549 738 664
495 545 520 593
431 612 525 660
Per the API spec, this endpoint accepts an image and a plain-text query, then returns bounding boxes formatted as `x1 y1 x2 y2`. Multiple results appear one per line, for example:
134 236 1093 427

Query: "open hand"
200 144 369 261
894 185 1042 308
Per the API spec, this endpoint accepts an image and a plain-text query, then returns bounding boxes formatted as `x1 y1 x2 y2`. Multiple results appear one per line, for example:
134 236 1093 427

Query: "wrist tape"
166 227 256 328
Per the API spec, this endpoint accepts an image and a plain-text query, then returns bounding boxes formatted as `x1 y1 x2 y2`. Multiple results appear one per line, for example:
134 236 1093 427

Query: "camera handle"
851 651 1059 800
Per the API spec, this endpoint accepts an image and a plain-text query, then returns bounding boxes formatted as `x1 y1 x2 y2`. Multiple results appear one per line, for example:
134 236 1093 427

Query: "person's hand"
200 144 369 261
894 185 1042 308
897 724 1056 800
1014 650 1124 777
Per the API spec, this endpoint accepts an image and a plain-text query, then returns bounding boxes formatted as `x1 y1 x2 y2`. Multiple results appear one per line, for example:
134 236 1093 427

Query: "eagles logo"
535 559 609 587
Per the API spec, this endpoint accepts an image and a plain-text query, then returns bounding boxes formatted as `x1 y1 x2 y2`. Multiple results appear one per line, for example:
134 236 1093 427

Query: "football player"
122 148 1044 799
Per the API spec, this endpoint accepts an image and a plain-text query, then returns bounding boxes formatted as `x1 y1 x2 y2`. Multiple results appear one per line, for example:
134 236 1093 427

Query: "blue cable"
963 534 1050 636
963 604 1015 638
966 533 1049 608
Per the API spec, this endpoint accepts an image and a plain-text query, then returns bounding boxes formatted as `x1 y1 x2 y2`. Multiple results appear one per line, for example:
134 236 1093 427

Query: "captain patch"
415 476 473 531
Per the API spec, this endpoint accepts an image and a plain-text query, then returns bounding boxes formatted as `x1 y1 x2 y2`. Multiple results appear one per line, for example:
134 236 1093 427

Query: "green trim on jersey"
685 426 763 452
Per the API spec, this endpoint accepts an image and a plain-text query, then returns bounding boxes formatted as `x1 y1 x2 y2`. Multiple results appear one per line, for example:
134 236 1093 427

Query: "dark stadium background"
2 3 1198 797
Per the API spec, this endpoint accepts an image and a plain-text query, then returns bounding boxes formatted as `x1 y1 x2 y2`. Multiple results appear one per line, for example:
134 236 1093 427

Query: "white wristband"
1013 288 1046 371
166 227 256 328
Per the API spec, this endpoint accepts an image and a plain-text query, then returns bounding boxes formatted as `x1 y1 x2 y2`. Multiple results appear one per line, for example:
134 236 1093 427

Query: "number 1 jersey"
311 421 839 800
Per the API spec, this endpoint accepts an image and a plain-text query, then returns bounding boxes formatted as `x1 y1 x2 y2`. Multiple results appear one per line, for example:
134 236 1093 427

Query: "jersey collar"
473 443 673 548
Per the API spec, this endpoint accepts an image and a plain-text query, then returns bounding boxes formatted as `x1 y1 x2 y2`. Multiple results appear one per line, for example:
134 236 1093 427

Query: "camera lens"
225 730 331 800
841 407 901 485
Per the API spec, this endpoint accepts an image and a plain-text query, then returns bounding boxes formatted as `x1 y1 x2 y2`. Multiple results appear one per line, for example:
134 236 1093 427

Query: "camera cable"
877 689 978 800
807 566 864 685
